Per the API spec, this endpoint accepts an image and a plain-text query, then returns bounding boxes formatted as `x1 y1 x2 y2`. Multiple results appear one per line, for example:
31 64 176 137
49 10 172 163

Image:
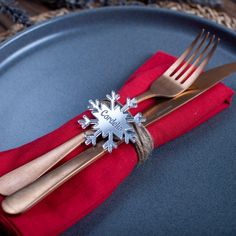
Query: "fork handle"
0 133 85 196
135 90 155 103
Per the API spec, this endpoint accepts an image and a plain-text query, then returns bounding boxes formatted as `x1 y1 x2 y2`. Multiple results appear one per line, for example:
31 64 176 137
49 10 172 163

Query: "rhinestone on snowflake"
78 91 146 153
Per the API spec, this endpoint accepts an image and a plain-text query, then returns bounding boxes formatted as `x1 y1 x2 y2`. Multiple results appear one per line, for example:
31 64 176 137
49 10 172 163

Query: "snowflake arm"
103 133 117 153
106 91 120 110
88 99 100 111
121 97 137 112
124 129 136 144
78 115 98 129
126 113 146 126
85 130 102 146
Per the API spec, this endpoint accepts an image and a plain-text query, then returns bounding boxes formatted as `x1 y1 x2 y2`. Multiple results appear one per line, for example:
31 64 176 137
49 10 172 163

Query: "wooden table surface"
0 0 235 41
0 0 50 33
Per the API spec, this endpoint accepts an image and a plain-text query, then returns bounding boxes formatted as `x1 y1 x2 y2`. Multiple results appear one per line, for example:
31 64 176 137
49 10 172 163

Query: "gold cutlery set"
0 29 235 215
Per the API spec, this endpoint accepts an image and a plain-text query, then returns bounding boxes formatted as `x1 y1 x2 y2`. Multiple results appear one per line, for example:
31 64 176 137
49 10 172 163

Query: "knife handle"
0 133 86 196
2 143 106 214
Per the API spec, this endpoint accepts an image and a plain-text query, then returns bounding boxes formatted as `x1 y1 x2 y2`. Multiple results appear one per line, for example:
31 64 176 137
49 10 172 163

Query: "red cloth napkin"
0 51 234 236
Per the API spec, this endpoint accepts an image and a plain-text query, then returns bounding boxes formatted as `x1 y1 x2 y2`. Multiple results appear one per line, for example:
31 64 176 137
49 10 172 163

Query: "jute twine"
132 123 154 163
0 1 235 42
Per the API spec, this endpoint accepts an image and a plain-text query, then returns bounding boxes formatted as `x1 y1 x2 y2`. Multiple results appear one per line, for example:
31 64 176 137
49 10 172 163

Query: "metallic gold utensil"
0 133 86 196
135 30 218 103
3 62 236 214
0 29 218 196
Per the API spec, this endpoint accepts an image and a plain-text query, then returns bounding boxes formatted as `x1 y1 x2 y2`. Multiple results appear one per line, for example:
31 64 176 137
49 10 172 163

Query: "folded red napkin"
0 51 234 236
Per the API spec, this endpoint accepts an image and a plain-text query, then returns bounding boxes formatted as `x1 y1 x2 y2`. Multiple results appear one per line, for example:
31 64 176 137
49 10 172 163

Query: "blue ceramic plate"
0 7 235 236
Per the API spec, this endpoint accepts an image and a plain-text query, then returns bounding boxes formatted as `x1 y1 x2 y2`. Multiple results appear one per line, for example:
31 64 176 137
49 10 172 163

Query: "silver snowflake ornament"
78 91 146 153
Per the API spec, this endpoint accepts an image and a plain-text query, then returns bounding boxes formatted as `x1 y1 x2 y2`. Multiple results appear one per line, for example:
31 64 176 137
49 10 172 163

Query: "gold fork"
136 30 218 102
0 29 219 196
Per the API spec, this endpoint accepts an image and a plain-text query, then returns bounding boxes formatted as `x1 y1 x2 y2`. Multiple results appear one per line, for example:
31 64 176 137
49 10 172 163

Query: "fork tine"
171 31 210 79
164 29 205 76
178 34 215 83
180 37 220 88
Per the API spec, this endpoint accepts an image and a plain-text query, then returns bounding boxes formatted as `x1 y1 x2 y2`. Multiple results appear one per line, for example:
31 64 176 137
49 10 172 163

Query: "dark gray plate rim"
0 6 235 55
0 6 235 236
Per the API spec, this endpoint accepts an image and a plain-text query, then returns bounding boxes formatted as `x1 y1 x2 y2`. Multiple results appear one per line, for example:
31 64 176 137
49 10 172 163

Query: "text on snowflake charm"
78 91 146 152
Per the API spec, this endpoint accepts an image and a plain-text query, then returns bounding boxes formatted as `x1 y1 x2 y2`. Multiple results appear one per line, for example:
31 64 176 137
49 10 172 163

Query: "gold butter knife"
2 62 236 215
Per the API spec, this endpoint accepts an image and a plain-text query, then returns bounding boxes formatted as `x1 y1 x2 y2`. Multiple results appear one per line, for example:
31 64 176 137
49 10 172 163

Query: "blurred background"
0 0 235 43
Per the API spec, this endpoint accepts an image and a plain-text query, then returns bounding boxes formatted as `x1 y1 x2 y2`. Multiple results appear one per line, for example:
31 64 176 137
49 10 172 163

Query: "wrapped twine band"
132 123 154 164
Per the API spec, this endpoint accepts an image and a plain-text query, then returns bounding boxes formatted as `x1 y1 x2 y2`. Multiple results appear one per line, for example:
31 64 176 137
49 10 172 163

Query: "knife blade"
2 62 236 214
144 61 236 126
